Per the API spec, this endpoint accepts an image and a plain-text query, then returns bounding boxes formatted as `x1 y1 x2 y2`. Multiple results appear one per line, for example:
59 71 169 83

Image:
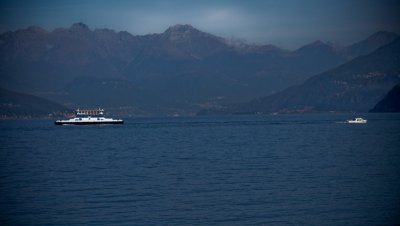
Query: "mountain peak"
70 22 90 31
362 31 399 48
306 40 327 47
296 40 332 53
162 24 215 43
343 30 399 59
367 31 398 41
165 24 197 33
26 26 48 34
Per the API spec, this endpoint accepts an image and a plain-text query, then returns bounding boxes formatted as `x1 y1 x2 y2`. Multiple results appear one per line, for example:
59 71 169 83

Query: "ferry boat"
347 117 367 124
55 108 124 125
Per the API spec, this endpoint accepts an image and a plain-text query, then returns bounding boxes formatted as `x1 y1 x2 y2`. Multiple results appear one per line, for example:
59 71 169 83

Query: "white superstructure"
347 117 367 123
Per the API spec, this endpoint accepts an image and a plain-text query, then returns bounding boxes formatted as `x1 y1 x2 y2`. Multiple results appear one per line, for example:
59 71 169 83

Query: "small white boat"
347 117 367 123
55 108 124 125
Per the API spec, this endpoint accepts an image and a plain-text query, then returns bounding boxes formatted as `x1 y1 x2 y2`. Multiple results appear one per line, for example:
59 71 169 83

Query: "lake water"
1 113 399 225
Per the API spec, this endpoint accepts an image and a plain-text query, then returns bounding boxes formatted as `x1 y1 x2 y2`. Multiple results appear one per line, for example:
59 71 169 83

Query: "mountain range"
0 23 398 116
200 37 400 115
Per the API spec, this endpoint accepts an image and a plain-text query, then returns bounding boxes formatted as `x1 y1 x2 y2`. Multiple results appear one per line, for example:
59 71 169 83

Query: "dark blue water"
1 113 400 225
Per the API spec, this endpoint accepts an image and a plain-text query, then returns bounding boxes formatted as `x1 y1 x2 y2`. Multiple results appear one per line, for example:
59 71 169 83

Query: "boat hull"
347 121 367 124
54 120 124 125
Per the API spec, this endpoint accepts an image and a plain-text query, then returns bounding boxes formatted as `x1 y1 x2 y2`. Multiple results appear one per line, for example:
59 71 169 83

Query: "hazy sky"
1 0 399 49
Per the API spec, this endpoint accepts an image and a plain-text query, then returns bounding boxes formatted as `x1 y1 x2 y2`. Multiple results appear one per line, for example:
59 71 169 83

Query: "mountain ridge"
0 87 69 118
370 83 400 112
0 23 398 115
205 37 400 115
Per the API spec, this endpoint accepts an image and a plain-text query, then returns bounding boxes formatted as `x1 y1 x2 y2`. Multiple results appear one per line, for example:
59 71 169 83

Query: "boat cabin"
75 108 104 117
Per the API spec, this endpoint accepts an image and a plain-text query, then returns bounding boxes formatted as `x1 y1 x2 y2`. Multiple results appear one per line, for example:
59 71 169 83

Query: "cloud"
204 9 236 24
